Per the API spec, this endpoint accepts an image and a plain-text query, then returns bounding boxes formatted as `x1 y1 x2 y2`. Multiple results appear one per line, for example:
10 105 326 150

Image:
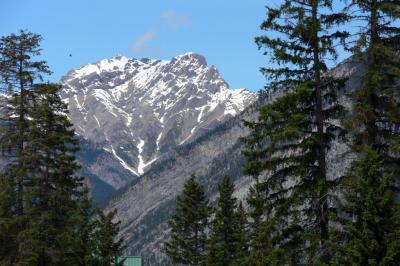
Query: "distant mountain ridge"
59 52 257 199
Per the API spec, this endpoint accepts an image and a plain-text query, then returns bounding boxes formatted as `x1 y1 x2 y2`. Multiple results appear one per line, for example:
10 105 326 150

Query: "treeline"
165 0 400 265
0 31 124 265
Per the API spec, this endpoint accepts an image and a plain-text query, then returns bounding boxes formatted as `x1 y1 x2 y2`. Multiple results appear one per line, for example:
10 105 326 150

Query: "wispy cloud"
131 29 158 53
131 11 190 54
162 10 191 30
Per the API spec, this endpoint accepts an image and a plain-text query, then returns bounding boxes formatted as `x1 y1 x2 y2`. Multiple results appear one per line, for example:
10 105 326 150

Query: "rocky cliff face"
60 52 256 197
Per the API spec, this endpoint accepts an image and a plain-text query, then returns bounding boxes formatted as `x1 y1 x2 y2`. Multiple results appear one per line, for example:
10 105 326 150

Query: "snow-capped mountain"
60 52 256 194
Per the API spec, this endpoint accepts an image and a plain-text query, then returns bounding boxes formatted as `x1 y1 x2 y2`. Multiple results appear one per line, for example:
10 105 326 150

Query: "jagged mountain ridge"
60 52 257 195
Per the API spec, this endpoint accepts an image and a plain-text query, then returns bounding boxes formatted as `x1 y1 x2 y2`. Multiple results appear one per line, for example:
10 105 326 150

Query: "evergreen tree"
0 174 16 265
333 0 400 263
0 31 125 265
243 0 349 263
15 83 83 265
347 0 400 156
245 181 274 265
333 147 400 265
231 202 249 266
165 175 210 266
0 29 51 215
0 30 50 265
70 187 98 266
207 175 245 266
91 209 125 266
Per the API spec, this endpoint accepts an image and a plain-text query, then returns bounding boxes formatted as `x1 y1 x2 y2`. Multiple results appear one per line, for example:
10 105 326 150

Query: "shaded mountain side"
105 100 263 265
75 138 137 202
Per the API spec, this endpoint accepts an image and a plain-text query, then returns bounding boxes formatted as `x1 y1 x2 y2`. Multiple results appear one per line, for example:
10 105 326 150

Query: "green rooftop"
116 256 142 266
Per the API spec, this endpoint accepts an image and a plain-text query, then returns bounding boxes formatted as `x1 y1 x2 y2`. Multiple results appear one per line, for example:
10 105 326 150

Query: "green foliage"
0 174 17 265
347 0 400 175
91 209 125 266
243 84 345 263
0 29 50 90
69 188 98 265
14 83 83 265
165 175 210 266
333 146 400 265
332 1 400 263
243 0 349 263
245 182 276 266
0 29 51 265
0 31 124 265
255 0 348 93
231 202 249 266
207 175 247 266
68 189 124 266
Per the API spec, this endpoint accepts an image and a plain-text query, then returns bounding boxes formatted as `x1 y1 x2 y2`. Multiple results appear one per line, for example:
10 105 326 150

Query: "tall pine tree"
333 147 400 265
0 29 50 265
207 175 247 266
15 83 83 265
0 30 50 214
231 202 249 266
0 31 125 265
348 0 400 154
70 187 98 266
91 209 125 266
245 181 275 265
165 175 210 266
243 0 349 263
333 0 400 263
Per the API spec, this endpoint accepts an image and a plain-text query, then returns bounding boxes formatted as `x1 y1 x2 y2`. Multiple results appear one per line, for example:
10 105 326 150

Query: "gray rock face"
60 52 257 193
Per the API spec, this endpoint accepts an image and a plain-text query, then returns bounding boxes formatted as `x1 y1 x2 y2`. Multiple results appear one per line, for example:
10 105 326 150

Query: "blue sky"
2 0 274 92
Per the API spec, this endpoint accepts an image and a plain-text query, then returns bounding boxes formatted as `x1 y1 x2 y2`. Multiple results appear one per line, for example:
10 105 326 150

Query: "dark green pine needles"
347 0 400 172
244 0 349 263
333 147 400 265
334 0 400 264
0 30 124 266
16 83 83 265
165 175 210 266
0 30 52 265
207 175 248 266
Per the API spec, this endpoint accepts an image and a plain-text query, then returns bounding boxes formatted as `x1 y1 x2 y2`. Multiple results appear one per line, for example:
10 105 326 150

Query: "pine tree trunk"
366 0 379 147
194 224 199 266
16 55 25 218
311 1 330 258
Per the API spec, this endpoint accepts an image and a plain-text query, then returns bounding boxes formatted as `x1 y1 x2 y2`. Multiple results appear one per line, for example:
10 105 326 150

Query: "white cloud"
131 29 158 53
162 10 191 30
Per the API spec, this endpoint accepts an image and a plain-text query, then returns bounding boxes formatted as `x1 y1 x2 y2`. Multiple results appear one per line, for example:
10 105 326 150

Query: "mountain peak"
60 52 257 191
113 54 129 61
173 52 207 67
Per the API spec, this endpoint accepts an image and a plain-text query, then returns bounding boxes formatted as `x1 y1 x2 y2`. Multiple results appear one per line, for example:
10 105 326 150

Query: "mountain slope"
104 57 360 265
105 101 260 265
60 52 256 196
